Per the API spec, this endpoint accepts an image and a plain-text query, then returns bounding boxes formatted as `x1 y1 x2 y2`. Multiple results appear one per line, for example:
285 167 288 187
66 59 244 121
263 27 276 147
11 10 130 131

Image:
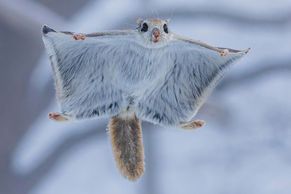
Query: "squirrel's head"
136 18 171 46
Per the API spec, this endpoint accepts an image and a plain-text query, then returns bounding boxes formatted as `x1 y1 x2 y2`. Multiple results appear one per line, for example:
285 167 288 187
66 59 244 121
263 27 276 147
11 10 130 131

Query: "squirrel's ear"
136 18 143 25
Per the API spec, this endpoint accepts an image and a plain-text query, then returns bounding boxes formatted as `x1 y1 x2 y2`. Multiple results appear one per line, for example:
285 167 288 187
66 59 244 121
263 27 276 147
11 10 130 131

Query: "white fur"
42 25 248 126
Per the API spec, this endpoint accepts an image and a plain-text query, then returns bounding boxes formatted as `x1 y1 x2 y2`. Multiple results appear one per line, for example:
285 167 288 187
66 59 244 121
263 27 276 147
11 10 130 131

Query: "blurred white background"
0 0 291 194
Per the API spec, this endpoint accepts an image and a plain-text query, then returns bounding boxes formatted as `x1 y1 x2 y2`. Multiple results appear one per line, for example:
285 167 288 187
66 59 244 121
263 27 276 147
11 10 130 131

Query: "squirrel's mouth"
152 37 160 43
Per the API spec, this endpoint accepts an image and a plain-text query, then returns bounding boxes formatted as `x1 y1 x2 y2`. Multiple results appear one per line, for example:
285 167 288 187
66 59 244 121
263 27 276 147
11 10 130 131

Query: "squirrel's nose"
152 28 160 38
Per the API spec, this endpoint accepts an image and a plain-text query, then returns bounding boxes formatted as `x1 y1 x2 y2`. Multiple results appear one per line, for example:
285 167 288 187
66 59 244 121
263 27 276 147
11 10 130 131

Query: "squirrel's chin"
151 37 160 43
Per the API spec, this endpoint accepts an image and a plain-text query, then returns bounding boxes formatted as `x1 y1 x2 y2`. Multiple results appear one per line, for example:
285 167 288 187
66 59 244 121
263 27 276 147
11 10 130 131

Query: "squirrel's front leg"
73 33 86 40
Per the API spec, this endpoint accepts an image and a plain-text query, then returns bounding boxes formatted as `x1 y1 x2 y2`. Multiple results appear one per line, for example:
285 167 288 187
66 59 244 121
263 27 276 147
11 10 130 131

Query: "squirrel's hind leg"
179 119 205 130
48 112 70 122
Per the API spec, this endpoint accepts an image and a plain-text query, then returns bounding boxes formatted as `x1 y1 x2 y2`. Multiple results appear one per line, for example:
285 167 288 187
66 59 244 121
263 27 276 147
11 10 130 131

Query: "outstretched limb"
179 119 205 130
73 33 86 40
48 112 70 122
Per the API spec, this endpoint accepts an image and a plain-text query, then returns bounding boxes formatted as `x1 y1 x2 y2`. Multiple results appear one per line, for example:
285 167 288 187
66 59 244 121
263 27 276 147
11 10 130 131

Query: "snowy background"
1 0 291 194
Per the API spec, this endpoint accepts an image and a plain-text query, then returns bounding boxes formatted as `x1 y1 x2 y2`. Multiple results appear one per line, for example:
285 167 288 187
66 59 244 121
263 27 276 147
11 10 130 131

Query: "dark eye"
141 23 148 32
163 24 168 33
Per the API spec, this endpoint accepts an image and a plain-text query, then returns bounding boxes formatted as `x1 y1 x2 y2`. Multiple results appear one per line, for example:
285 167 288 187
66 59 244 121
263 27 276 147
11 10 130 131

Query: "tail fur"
108 113 144 180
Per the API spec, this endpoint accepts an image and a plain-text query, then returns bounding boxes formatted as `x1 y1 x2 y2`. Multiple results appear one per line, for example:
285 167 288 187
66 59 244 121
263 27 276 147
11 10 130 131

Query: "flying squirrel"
42 18 249 180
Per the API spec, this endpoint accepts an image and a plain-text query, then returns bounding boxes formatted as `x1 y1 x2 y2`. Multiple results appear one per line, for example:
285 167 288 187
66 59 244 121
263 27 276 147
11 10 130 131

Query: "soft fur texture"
42 24 248 126
108 113 144 180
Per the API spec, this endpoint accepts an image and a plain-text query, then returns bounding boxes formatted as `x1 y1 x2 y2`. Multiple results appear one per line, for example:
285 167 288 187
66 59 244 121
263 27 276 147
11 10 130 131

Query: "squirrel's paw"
73 33 86 40
48 112 69 122
179 120 205 130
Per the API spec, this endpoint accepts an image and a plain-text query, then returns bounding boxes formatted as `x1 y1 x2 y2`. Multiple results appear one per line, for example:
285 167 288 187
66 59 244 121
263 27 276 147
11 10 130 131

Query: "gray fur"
137 41 246 125
42 26 247 125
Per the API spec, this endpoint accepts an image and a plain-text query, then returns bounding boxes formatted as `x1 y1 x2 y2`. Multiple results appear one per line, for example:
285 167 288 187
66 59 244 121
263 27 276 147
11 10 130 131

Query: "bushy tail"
108 113 144 181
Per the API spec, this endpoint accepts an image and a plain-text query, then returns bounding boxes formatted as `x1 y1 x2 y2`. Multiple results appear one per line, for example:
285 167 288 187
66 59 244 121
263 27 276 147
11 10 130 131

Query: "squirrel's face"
137 18 171 45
